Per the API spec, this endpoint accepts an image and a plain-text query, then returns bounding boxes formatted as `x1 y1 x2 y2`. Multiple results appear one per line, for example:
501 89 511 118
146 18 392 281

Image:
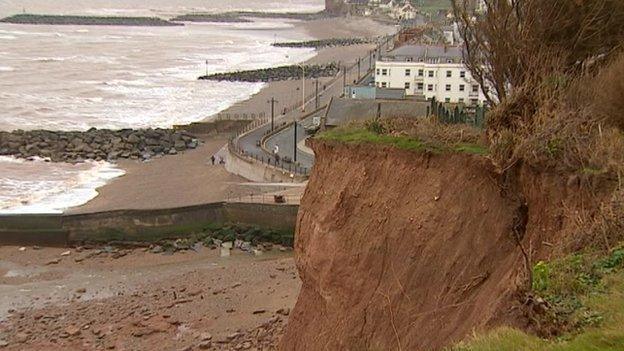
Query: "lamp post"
296 63 306 112
267 97 278 132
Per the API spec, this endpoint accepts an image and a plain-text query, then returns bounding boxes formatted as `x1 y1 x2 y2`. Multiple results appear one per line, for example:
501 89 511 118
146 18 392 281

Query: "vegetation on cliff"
318 117 488 155
451 246 624 351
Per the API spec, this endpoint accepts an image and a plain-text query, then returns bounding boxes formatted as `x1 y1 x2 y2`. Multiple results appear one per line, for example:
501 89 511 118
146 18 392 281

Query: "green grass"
412 0 453 15
449 247 624 351
317 125 488 155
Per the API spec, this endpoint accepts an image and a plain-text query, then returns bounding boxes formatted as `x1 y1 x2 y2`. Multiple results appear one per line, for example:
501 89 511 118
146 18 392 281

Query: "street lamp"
295 63 306 112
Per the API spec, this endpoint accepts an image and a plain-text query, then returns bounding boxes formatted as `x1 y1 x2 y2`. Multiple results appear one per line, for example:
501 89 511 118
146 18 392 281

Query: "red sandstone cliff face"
281 141 602 350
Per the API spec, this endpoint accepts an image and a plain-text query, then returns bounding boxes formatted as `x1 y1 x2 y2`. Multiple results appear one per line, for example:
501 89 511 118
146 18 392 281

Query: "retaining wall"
225 145 306 183
0 202 298 247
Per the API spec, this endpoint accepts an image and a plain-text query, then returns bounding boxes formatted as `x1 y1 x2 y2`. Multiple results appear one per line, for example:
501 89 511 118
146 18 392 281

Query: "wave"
0 66 14 72
0 157 125 214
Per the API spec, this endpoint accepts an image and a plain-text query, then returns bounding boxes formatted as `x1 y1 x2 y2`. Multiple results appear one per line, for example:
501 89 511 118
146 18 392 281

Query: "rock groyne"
0 14 183 26
0 128 199 163
198 63 340 83
273 37 376 49
171 11 332 23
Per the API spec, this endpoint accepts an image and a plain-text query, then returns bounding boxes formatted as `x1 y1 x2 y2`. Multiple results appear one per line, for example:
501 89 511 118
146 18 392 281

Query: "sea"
0 0 324 214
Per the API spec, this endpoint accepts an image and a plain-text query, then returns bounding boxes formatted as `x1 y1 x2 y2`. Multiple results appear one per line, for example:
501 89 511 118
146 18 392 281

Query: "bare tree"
452 0 624 128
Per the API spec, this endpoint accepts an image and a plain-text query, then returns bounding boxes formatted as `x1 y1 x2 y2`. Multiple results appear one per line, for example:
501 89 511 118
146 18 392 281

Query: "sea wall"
0 202 298 247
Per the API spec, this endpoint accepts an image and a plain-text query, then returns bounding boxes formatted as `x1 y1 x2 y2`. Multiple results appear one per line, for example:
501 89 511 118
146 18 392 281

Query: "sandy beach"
71 17 395 213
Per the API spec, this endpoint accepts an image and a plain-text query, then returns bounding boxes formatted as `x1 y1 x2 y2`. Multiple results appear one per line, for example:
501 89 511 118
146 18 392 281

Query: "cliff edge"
281 140 607 350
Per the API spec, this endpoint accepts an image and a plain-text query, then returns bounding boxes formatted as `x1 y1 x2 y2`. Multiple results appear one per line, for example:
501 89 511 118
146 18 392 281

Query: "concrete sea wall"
0 202 298 247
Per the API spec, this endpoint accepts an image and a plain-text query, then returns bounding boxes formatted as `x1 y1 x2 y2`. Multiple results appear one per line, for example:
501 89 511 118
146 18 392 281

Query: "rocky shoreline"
198 63 341 83
0 128 200 163
0 14 182 26
273 37 377 49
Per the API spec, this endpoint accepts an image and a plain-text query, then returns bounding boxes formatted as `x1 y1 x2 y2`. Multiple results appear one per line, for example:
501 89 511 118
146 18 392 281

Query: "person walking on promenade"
210 155 215 165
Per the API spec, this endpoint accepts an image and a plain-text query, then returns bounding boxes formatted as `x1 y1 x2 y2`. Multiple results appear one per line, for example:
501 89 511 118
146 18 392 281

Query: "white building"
374 45 487 105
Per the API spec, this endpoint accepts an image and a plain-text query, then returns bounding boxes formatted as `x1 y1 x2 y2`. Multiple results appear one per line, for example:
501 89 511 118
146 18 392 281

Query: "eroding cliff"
281 140 605 350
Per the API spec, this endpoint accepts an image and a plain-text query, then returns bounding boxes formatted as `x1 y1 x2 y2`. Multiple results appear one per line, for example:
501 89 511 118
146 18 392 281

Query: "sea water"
0 0 323 213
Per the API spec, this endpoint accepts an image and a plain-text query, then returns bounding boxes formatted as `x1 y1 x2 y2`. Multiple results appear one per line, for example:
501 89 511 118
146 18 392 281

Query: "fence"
228 138 310 176
427 97 488 129
214 112 266 121
226 193 302 205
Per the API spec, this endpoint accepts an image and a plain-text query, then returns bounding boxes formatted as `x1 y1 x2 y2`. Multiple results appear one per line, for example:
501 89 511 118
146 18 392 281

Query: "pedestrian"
210 155 215 165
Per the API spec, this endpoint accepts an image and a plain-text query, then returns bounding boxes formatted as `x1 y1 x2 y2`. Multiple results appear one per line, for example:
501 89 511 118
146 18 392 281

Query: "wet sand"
0 245 299 350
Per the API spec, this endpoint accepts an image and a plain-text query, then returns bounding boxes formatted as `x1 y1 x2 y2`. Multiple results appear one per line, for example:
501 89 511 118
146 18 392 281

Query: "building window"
405 69 411 77
471 98 478 105
417 82 424 90
381 82 387 88
445 97 451 103
428 70 434 77
418 69 424 77
446 70 452 78
460 71 466 78
376 68 380 75
382 69 388 76
376 82 380 87
405 82 411 89
472 85 479 93
459 98 464 103
459 84 465 91
427 84 434 91
445 84 451 91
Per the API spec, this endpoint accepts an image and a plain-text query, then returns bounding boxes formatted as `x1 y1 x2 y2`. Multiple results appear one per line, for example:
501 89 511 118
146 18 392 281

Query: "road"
235 37 394 175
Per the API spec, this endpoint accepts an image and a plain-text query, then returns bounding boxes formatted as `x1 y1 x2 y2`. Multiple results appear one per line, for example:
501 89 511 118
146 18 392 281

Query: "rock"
65 325 81 337
150 245 164 254
276 308 290 316
14 332 29 343
46 258 61 265
60 250 71 256
18 247 26 252
76 288 87 294
198 341 212 349
0 339 8 348
253 309 266 315
200 332 212 341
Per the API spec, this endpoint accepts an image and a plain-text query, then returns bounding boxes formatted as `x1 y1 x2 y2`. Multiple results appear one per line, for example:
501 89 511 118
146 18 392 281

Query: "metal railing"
228 138 310 176
226 193 302 204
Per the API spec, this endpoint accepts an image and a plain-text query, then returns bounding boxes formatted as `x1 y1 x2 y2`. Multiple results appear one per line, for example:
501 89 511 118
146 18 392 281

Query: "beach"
70 16 394 213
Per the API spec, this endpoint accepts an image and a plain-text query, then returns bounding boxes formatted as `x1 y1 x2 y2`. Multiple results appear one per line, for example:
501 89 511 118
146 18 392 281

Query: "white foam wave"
0 66 14 72
0 157 125 214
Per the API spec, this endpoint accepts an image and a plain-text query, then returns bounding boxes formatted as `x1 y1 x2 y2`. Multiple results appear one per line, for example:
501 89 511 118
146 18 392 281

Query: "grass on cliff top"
317 124 488 155
449 246 624 351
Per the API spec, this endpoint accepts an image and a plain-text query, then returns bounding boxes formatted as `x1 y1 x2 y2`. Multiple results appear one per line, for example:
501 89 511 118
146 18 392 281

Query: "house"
392 2 418 20
374 44 487 105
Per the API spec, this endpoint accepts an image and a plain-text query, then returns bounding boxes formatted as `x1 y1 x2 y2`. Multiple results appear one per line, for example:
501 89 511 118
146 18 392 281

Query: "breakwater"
198 63 340 83
0 14 182 26
273 37 376 49
171 11 332 23
0 128 199 163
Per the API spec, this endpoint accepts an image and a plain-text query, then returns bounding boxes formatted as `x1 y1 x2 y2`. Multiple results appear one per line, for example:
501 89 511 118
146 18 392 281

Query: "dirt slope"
280 140 605 350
